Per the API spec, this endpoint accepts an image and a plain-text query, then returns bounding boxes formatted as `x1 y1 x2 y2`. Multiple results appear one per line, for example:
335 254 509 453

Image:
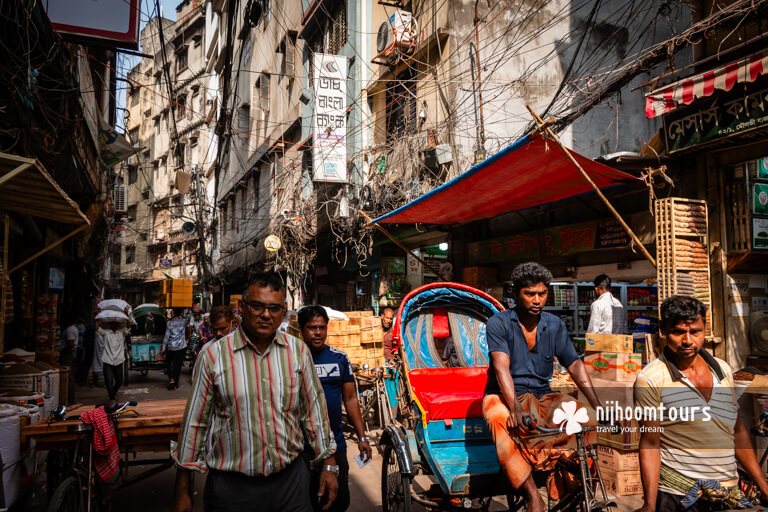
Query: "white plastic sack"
323 307 349 321
95 310 130 324
98 299 135 324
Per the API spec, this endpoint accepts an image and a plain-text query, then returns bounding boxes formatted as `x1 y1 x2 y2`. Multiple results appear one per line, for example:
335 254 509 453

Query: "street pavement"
36 367 649 511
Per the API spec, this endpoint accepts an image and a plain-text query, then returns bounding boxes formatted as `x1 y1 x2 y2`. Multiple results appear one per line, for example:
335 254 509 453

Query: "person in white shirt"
587 274 627 334
96 319 130 401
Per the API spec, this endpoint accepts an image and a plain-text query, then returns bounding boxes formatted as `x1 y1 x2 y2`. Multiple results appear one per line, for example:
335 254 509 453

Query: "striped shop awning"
645 51 768 118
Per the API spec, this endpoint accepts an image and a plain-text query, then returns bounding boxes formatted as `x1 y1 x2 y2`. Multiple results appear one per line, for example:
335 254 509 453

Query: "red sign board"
45 0 141 49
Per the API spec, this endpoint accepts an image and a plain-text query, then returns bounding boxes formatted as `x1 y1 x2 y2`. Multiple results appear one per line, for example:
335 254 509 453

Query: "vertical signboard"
312 53 348 182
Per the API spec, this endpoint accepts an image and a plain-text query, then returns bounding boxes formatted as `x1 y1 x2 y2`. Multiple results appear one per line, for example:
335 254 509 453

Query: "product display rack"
543 282 658 338
655 197 712 335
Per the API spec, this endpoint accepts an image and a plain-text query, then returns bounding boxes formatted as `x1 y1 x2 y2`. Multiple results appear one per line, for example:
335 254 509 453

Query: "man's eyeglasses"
242 300 285 317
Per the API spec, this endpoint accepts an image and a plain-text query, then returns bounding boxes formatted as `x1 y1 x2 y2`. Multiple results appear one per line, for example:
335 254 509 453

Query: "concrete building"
113 2 212 303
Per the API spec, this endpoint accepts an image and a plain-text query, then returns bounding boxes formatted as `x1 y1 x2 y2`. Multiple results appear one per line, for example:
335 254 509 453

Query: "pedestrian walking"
162 308 188 390
91 320 105 388
298 305 372 512
96 316 130 401
59 313 78 404
587 274 627 334
172 273 338 512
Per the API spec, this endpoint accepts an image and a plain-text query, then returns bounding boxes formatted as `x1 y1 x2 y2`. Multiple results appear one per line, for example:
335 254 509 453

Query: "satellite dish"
182 222 197 235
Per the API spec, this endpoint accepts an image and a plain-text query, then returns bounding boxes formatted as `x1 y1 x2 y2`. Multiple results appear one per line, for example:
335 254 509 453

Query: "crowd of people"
61 263 768 512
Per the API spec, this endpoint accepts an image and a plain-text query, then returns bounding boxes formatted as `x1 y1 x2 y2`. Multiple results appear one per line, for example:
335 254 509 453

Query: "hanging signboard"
312 53 348 183
159 258 173 268
663 78 768 153
754 217 768 250
468 218 635 265
44 0 141 49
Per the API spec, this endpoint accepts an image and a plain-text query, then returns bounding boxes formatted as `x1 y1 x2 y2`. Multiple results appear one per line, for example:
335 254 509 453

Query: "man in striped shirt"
634 296 768 512
172 273 338 512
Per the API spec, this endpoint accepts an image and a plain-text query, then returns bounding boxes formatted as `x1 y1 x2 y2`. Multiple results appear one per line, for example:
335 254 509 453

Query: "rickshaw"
127 304 167 383
379 283 616 512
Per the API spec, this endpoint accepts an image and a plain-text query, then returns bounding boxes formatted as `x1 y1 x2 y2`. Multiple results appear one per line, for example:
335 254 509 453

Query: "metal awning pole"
1 215 8 355
359 210 446 280
8 223 89 275
526 105 657 268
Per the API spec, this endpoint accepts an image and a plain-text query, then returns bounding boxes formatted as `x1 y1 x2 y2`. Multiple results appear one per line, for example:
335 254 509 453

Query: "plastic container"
0 403 20 507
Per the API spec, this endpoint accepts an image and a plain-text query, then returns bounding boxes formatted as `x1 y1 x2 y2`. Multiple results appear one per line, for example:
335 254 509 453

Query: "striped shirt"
173 328 336 476
634 348 738 495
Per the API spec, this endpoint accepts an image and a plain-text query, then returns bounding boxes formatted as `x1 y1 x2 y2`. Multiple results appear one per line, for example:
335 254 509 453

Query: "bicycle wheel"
47 476 87 512
381 444 411 512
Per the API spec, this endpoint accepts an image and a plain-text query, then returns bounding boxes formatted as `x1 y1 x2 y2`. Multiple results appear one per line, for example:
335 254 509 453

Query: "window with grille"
253 171 261 211
130 89 139 107
386 68 418 143
238 106 250 150
259 73 270 111
128 165 138 185
282 35 295 79
177 47 188 71
221 203 228 234
125 246 136 264
326 1 348 55
230 198 236 230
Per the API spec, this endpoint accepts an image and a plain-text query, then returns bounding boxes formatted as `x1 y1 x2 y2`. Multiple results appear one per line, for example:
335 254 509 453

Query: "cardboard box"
326 333 348 347
585 333 633 353
373 325 383 342
579 377 634 408
596 445 639 472
584 352 642 382
599 467 642 496
346 346 364 359
327 320 349 333
286 326 301 339
361 328 375 344
462 266 497 287
350 316 378 330
598 419 641 450
346 311 373 317
348 326 362 346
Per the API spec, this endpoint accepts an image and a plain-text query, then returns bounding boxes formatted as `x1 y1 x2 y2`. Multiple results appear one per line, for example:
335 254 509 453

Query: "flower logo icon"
552 401 589 435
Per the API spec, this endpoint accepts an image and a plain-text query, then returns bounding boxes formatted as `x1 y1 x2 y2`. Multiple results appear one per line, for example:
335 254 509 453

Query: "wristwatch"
358 437 370 444
321 464 339 476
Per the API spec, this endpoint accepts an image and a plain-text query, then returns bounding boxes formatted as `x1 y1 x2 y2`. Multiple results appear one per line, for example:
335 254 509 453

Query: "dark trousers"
657 491 731 512
103 363 123 401
166 349 185 385
204 456 311 512
303 449 350 512
76 347 93 382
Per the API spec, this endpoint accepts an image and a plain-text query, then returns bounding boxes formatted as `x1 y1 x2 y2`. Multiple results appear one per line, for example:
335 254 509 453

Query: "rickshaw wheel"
381 443 411 512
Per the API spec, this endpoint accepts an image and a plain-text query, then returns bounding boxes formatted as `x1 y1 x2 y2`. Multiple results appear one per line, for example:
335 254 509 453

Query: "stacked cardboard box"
158 279 194 308
584 334 641 383
347 312 384 368
580 335 643 497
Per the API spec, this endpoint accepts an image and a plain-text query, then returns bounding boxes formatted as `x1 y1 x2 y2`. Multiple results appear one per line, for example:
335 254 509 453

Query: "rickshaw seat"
409 367 488 420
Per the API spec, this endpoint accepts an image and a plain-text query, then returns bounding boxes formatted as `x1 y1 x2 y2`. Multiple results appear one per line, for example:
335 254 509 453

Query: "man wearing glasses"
172 273 338 512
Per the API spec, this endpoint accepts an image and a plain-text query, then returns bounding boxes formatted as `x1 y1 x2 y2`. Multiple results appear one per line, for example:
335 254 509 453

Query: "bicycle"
354 362 395 430
46 401 174 512
514 416 618 512
737 411 768 504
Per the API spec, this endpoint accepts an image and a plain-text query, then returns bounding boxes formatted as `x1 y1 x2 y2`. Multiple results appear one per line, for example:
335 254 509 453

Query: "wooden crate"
655 198 712 335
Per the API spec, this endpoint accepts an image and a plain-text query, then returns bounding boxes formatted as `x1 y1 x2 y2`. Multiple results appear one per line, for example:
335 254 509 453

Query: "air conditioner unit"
374 10 417 63
113 185 128 213
750 311 768 356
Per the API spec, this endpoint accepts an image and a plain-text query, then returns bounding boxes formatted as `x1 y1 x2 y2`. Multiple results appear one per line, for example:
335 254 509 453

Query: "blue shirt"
485 308 579 398
305 345 354 452
163 316 188 351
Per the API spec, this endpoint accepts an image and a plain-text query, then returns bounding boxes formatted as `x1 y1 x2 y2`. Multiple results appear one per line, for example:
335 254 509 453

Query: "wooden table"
24 399 187 452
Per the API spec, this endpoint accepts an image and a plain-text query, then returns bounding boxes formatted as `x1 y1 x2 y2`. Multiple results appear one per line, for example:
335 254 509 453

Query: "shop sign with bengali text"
754 217 768 250
312 53 348 183
664 78 768 153
468 218 631 265
159 258 173 268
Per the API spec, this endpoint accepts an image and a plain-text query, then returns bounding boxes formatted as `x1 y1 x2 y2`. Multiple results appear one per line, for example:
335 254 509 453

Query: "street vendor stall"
128 304 167 382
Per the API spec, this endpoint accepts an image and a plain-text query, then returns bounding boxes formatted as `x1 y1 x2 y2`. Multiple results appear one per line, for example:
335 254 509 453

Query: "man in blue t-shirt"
298 306 372 512
483 262 603 512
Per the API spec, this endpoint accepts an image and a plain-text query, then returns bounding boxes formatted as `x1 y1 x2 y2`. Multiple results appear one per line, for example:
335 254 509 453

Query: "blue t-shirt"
305 344 355 452
484 308 579 398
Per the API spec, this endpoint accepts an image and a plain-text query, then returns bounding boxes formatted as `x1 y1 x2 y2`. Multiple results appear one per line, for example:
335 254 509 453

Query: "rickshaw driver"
483 262 604 512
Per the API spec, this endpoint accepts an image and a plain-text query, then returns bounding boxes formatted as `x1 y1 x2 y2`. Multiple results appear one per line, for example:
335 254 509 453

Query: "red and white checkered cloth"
80 407 120 480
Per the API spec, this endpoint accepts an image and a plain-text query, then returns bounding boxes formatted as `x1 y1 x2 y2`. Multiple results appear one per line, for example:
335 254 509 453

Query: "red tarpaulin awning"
371 133 639 226
645 51 768 118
